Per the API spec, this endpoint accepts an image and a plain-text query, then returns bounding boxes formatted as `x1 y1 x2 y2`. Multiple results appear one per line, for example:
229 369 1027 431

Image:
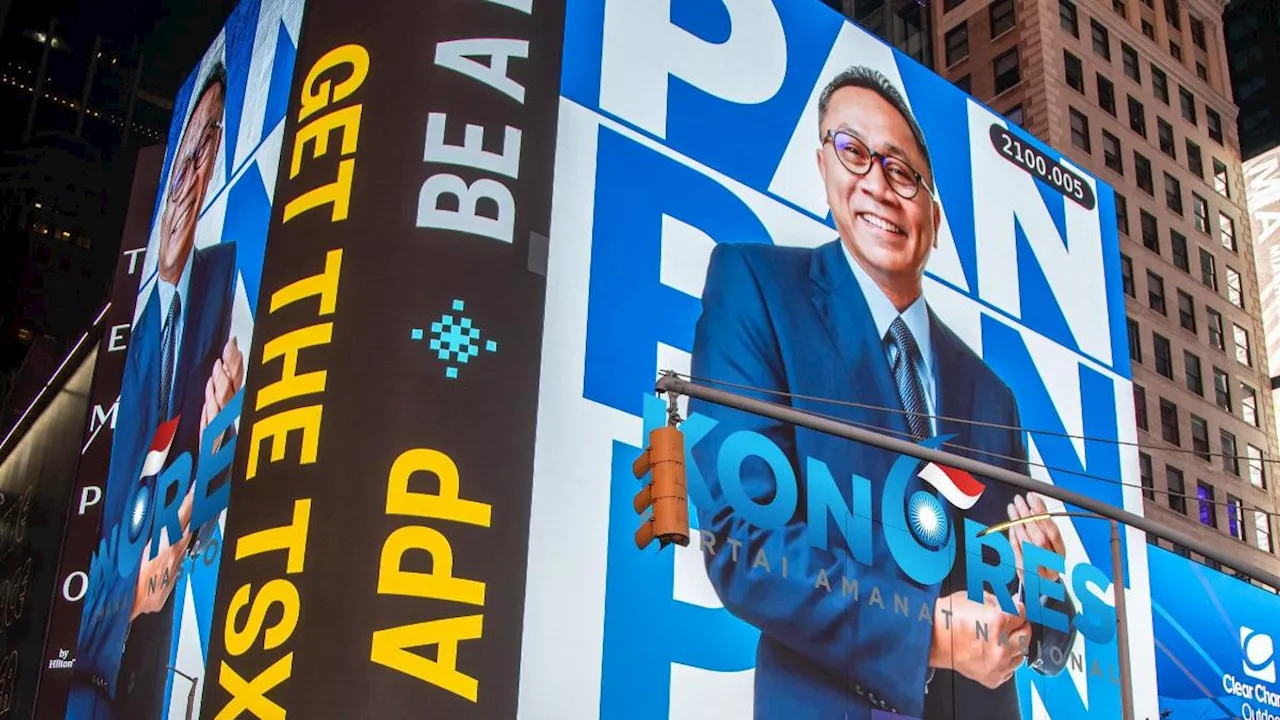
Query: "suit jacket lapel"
808 241 910 440
133 288 163 420
931 311 976 458
174 250 211 421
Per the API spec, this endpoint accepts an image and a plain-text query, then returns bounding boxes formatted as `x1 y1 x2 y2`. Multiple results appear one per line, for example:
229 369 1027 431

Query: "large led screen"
64 0 305 717
519 1 1154 718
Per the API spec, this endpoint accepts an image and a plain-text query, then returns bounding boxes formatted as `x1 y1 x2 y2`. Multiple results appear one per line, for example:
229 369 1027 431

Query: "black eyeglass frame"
821 129 939 202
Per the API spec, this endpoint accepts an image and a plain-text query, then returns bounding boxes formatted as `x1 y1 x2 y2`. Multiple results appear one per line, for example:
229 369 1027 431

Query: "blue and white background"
519 0 1155 718
1151 545 1280 720
111 0 302 714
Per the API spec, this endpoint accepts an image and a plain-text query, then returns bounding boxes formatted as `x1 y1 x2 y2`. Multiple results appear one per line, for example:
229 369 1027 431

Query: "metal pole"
23 17 57 144
75 35 101 137
656 374 1280 590
1112 518 1135 720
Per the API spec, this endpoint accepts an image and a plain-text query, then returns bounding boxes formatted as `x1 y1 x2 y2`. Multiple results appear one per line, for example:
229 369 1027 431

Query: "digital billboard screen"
62 0 305 717
519 1 1151 718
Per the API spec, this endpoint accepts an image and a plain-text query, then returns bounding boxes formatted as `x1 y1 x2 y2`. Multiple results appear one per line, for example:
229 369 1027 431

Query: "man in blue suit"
689 66 1076 720
68 62 245 719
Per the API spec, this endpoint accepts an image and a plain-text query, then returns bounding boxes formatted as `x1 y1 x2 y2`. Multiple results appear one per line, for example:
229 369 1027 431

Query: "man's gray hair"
817 66 932 174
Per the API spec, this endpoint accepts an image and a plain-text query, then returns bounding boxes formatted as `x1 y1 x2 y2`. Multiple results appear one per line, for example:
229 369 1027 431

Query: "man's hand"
1007 492 1066 584
130 485 194 621
929 591 1031 689
199 337 244 448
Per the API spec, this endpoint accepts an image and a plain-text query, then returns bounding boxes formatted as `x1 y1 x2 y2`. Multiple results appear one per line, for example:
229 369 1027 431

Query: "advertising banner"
197 0 562 717
519 1 1153 719
1151 544 1280 720
63 0 306 717
33 144 161 720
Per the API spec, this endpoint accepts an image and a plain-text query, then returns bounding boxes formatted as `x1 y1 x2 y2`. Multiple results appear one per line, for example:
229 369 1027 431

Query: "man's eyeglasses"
169 121 223 202
822 129 937 202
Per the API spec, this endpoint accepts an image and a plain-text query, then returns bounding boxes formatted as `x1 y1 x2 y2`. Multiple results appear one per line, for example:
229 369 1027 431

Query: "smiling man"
68 61 244 720
688 66 1076 719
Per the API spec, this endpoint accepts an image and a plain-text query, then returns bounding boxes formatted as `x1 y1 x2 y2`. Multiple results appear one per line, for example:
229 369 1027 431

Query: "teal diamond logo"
411 299 498 379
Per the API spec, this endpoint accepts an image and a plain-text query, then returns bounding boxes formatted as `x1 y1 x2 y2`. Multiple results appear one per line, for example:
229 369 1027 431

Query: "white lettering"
424 113 522 179
416 174 514 243
434 39 529 103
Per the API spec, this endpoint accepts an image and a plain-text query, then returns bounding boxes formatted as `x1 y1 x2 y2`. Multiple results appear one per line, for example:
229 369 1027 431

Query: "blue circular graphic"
908 491 948 550
129 480 153 544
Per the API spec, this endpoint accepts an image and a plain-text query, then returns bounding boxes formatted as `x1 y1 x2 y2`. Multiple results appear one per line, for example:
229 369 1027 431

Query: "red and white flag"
917 462 986 510
140 417 181 479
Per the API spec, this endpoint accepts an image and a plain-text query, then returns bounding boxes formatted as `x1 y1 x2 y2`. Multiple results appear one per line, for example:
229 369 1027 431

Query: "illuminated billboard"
61 0 306 717
520 1 1152 718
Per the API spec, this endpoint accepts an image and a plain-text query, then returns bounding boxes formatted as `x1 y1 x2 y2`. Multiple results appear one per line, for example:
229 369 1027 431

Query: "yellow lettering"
234 499 311 574
216 653 293 720
224 579 301 657
269 249 342 315
387 449 491 527
255 324 333 410
283 158 355 223
291 104 363 179
299 44 370 122
370 616 483 702
378 526 485 606
246 406 322 479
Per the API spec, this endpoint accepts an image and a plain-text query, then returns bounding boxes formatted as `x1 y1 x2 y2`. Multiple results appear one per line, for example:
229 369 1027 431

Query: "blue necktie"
159 292 181 420
885 316 931 440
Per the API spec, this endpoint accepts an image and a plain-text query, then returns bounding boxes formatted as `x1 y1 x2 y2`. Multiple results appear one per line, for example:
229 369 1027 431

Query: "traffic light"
631 425 690 550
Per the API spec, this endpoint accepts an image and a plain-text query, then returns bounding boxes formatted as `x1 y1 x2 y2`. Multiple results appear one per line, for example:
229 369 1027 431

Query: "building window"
1097 74 1117 115
1165 173 1182 214
1255 511 1272 554
1114 0 1127 17
1070 108 1091 151
1092 20 1111 59
1222 429 1240 475
1228 495 1245 540
1136 152 1153 194
1153 332 1173 377
1207 109 1223 144
1135 384 1149 430
994 48 1020 94
1060 0 1079 35
1140 453 1155 499
945 22 969 66
1193 194 1209 233
1198 482 1217 526
1242 383 1259 426
954 74 972 93
990 0 1016 36
1064 51 1084 92
1226 267 1243 308
1180 87 1197 125
1190 416 1212 461
1196 63 1208 81
1005 104 1024 126
1200 250 1218 291
1171 231 1189 272
1122 43 1140 81
944 0 966 12
1128 96 1146 137
1186 140 1203 177
1213 159 1231 198
1190 16 1207 50
1220 213 1237 253
1233 324 1252 366
1142 18 1156 39
1121 254 1135 296
1167 465 1186 513
1157 119 1175 157
1128 317 1143 363
1184 350 1203 395
1165 0 1181 29
1116 192 1129 234
1148 272 1167 315
1248 445 1267 489
1170 41 1182 61
1103 131 1123 173
1177 291 1196 333
1152 65 1169 103
1213 366 1231 411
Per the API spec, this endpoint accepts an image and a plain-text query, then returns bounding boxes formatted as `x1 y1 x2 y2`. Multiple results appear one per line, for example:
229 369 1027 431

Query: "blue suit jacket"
689 240 1073 720
73 242 236 702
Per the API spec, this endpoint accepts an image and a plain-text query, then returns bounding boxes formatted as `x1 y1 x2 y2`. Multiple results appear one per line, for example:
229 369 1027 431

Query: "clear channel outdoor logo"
1243 626 1277 683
